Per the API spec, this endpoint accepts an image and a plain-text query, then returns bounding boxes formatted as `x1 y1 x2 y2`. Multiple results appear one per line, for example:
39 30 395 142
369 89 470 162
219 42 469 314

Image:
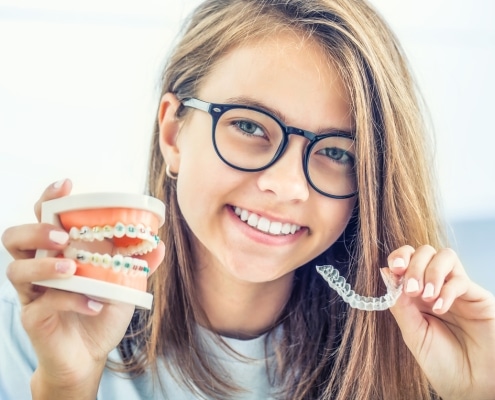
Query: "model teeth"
234 207 301 235
69 223 159 256
65 222 159 277
64 246 150 276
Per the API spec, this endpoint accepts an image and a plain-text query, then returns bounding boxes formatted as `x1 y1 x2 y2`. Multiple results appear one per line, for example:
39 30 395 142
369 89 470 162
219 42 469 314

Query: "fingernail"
49 230 69 245
433 298 444 311
392 258 406 268
422 282 435 298
55 260 76 274
406 278 419 293
53 179 66 189
87 300 104 312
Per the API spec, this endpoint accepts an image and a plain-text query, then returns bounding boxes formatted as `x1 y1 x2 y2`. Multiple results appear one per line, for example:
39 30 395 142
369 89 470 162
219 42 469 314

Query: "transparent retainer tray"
316 265 404 311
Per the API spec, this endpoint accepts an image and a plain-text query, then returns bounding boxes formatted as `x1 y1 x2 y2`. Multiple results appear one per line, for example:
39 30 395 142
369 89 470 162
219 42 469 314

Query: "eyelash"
318 148 355 165
233 120 267 138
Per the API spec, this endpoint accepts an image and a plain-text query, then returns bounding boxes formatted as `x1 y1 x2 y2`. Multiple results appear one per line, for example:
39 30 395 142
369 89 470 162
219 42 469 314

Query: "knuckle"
388 244 415 259
2 223 51 259
5 260 17 282
34 199 43 222
402 244 415 253
438 247 457 258
418 244 437 255
1 226 17 254
20 306 38 332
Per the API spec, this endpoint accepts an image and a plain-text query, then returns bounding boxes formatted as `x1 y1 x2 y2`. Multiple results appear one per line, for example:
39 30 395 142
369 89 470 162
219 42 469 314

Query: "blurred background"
0 0 494 293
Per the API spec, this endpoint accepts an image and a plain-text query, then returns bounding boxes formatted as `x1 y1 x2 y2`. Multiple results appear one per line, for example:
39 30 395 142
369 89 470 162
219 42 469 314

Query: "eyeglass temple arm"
182 98 211 112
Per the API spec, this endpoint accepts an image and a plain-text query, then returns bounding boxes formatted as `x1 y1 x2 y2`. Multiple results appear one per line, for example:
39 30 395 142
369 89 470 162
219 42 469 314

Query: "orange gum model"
35 193 165 309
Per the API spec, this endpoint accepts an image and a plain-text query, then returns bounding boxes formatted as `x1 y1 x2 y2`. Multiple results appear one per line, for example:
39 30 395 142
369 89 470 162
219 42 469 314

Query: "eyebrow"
224 95 354 136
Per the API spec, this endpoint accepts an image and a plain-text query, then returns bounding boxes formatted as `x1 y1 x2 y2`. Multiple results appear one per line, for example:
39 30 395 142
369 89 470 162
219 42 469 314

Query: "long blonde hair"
120 1 445 398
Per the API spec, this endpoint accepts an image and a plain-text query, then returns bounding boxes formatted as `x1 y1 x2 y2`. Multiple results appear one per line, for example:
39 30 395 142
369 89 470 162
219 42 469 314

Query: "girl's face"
161 33 356 285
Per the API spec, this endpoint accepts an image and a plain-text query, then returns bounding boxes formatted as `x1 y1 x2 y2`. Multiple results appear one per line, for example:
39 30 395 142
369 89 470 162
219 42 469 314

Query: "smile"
233 206 301 235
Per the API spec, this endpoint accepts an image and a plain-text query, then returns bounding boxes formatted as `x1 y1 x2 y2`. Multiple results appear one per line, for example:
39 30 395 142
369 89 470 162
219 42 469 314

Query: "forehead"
197 31 353 132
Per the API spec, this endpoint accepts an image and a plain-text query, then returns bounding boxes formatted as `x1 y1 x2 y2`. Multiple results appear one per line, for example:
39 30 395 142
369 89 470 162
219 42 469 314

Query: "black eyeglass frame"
182 97 358 199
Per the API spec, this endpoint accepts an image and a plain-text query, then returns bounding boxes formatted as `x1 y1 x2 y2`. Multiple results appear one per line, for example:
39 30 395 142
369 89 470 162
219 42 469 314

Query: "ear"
158 92 183 174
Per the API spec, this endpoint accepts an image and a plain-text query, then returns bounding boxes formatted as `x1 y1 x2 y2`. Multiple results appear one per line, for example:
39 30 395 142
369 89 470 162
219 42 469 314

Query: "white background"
0 1 494 290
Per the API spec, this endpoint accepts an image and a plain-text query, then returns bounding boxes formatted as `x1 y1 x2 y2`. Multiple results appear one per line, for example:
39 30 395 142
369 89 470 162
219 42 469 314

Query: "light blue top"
0 281 278 400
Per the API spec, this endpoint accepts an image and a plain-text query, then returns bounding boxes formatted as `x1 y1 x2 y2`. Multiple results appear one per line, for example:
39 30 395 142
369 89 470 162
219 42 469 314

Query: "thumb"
34 179 73 222
388 290 436 358
390 293 426 334
380 267 429 351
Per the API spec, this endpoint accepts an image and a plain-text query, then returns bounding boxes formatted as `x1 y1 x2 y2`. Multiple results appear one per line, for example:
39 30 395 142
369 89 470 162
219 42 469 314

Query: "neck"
195 264 293 340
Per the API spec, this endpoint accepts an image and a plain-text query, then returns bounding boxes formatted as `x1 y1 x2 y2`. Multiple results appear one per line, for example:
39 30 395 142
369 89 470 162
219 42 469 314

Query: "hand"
1 180 165 399
387 245 495 400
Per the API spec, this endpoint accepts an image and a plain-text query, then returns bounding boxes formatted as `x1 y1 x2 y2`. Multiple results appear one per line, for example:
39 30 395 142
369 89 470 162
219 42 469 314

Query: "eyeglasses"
182 98 358 199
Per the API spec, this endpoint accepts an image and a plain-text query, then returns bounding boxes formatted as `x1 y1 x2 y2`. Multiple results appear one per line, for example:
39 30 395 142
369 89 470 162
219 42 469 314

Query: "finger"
441 280 495 319
389 291 429 342
402 245 437 297
387 245 415 273
1 223 70 260
430 274 470 314
7 257 76 305
421 248 462 302
34 179 72 222
22 290 104 335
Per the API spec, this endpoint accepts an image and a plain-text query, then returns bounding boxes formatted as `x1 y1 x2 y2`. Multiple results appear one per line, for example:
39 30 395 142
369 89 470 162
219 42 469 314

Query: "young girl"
1 0 494 399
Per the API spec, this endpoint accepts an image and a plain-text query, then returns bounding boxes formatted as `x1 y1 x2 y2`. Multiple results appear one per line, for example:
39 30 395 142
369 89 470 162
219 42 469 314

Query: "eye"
234 120 265 137
319 147 353 164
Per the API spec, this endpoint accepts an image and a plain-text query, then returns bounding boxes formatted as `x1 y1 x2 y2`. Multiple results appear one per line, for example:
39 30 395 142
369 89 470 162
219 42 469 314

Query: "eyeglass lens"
213 107 357 198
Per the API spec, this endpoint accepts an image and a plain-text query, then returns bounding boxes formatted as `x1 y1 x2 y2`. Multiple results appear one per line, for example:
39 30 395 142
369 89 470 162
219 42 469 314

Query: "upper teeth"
234 207 301 235
68 223 159 255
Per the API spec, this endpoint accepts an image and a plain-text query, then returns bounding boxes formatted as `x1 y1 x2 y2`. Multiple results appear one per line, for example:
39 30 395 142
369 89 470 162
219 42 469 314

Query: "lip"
227 205 306 245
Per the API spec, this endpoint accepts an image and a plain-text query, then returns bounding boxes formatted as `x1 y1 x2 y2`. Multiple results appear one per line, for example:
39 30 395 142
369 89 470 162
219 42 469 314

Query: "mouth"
233 206 301 236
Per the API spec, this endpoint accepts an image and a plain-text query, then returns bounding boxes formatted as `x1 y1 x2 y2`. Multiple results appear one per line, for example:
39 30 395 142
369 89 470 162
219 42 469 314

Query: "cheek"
339 200 357 231
174 143 226 230
320 198 356 242
175 128 214 195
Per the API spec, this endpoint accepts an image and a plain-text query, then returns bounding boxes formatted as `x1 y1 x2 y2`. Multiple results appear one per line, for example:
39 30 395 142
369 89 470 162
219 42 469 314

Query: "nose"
256 136 310 202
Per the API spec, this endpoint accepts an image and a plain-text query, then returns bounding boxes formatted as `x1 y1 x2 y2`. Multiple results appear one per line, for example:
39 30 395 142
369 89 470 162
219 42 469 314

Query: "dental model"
316 265 404 311
35 192 165 309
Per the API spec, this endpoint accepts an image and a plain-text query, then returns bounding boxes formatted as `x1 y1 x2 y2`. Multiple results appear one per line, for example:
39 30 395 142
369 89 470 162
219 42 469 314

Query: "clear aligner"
316 265 403 311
